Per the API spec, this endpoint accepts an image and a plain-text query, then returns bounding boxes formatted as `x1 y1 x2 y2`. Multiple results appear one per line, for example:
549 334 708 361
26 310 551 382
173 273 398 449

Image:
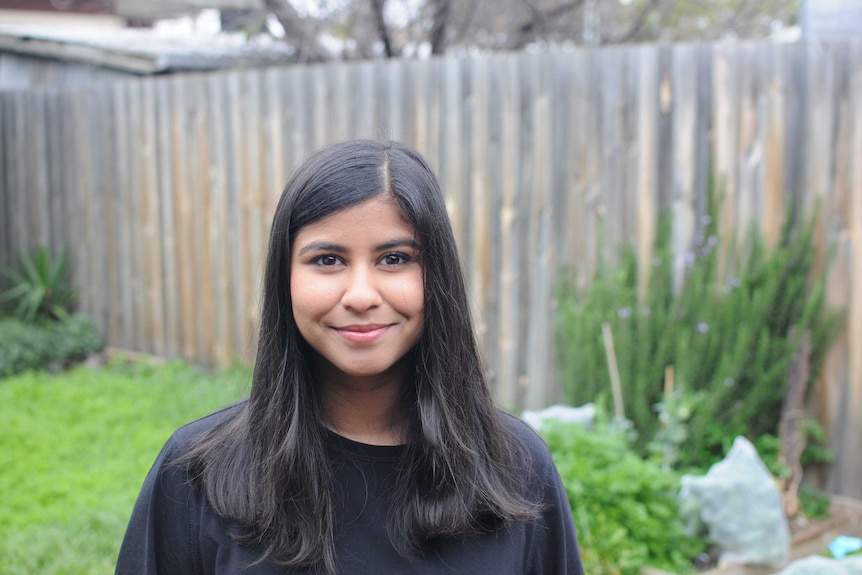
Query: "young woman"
116 139 584 575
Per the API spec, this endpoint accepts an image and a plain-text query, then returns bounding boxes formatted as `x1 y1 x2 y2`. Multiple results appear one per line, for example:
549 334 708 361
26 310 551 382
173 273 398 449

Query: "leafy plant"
648 389 703 471
752 423 834 521
753 420 833 479
0 316 103 378
801 419 834 467
0 247 76 323
799 484 831 521
555 198 842 469
541 418 705 575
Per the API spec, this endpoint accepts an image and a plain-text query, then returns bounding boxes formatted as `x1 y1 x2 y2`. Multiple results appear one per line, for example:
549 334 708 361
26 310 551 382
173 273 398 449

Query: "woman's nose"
340 266 383 312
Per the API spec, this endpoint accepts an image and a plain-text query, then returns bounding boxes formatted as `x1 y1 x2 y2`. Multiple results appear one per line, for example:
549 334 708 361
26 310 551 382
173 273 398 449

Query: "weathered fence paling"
1 41 860 497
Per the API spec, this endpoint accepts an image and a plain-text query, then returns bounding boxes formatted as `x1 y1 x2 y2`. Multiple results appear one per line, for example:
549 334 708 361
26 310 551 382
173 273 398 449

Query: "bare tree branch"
451 0 483 46
602 0 661 44
719 0 757 37
429 0 451 55
521 0 548 38
262 0 329 62
653 0 677 40
256 0 796 60
369 0 396 58
506 0 586 50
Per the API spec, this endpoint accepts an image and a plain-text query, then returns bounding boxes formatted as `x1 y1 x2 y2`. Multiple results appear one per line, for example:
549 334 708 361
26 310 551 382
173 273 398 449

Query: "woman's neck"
318 368 409 446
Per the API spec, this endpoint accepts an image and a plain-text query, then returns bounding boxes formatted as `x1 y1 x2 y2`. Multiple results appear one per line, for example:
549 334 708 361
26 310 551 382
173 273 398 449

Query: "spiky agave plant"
0 247 76 323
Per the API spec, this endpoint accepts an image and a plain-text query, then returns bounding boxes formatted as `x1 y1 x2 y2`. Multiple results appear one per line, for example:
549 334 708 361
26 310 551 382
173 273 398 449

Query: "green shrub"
555 202 842 469
0 315 103 378
0 246 76 323
541 419 705 575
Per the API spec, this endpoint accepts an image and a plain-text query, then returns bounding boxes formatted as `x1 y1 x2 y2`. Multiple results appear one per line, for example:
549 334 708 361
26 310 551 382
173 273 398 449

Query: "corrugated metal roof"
115 0 264 20
0 24 296 73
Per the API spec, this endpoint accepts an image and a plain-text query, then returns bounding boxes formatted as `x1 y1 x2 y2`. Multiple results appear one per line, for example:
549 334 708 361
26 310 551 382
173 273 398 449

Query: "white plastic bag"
678 436 790 566
521 403 595 431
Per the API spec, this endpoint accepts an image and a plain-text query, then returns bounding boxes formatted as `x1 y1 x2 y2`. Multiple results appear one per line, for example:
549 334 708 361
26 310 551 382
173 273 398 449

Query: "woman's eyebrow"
375 238 420 251
297 238 420 256
297 241 347 256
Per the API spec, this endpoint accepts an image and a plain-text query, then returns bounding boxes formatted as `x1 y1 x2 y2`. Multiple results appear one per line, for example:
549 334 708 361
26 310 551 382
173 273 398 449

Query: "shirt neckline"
324 428 407 462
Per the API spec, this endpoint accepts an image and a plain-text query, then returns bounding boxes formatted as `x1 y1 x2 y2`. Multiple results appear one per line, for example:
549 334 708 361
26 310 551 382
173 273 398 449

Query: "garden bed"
644 495 862 575
787 495 862 558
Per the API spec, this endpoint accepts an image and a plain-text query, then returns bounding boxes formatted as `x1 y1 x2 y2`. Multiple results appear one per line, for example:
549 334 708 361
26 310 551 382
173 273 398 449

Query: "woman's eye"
314 255 340 266
381 252 411 266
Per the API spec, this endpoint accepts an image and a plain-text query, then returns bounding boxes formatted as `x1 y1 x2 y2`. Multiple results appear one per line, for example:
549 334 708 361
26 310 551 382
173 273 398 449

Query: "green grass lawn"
0 359 249 575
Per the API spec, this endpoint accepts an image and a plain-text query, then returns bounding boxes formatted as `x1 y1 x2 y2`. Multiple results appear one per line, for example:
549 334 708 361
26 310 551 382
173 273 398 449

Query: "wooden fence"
1 41 860 497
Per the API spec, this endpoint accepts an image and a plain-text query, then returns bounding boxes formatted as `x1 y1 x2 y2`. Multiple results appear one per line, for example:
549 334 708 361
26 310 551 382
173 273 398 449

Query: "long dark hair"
182 140 538 573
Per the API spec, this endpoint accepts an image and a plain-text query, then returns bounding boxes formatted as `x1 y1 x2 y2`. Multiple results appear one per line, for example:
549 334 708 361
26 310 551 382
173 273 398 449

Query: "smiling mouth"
335 324 392 344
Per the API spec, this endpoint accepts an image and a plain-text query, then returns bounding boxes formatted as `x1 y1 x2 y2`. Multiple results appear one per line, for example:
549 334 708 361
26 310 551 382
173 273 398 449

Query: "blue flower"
684 251 696 268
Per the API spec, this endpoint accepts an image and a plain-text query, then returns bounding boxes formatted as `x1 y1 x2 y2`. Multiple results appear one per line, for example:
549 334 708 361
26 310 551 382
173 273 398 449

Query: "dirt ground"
644 496 862 575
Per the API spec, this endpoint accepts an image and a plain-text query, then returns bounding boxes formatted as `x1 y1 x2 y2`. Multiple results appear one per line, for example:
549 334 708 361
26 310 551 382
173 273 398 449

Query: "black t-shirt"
115 402 585 574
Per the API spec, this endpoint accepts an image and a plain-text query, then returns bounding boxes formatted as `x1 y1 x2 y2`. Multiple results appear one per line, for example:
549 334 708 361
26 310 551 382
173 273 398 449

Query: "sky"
153 0 423 36
291 0 422 25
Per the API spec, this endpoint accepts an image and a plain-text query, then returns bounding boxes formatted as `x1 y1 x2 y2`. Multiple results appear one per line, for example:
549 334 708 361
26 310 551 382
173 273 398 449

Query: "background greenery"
0 213 841 575
0 316 103 378
555 205 841 469
0 246 76 323
0 246 104 378
541 417 706 575
0 360 248 575
2 359 699 575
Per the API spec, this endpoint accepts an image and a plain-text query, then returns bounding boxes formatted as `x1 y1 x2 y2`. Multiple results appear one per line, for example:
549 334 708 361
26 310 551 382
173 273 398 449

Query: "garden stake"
601 322 625 421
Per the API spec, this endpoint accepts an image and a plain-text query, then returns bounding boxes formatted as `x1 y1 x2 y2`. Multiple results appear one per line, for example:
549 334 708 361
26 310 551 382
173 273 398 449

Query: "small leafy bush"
555 201 841 469
541 420 706 575
0 246 76 323
0 315 103 378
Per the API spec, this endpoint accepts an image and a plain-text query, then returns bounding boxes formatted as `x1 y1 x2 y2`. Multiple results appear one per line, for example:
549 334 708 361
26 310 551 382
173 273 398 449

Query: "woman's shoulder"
495 409 555 472
167 399 248 452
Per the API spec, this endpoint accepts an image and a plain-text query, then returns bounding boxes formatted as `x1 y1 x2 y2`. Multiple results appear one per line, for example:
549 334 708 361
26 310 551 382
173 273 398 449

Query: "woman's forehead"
292 197 417 249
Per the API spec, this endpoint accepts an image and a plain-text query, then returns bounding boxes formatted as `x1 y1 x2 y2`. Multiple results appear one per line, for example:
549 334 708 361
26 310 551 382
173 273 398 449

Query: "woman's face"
290 196 425 384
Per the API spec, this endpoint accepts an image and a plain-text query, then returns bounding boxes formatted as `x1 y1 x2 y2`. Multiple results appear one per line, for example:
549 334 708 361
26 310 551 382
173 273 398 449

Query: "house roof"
0 24 295 74
115 0 264 21
0 0 264 21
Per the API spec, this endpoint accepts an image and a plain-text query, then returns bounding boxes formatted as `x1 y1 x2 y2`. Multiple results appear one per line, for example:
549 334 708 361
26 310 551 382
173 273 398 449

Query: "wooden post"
779 330 810 518
664 365 675 397
602 323 626 421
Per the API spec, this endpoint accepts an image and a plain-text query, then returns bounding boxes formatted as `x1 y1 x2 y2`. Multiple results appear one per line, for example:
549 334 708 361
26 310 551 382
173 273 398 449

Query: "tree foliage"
223 0 798 60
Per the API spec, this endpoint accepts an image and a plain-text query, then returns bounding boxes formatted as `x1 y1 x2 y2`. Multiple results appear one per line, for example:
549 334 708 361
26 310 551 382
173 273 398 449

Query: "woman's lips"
335 324 391 344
